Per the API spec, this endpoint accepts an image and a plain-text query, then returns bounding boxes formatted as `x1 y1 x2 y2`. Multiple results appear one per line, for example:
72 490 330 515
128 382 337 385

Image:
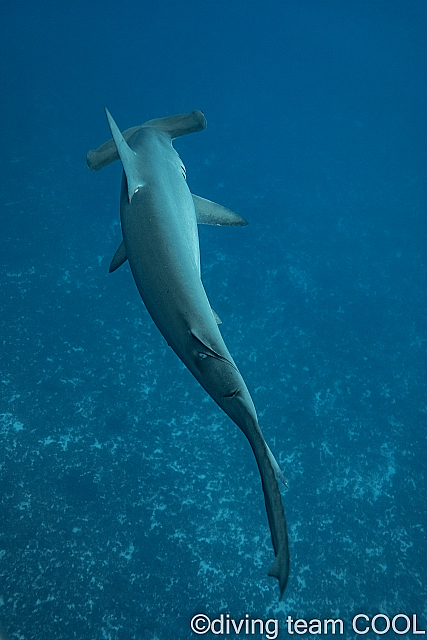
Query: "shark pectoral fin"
109 240 128 273
265 443 288 487
212 309 222 325
105 108 144 203
192 194 248 226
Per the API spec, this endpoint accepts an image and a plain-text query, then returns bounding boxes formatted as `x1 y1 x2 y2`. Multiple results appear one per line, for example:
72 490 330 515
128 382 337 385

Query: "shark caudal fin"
263 455 290 598
268 550 290 599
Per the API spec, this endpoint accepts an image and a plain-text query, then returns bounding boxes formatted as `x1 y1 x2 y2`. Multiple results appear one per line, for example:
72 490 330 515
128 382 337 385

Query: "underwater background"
1 1 426 638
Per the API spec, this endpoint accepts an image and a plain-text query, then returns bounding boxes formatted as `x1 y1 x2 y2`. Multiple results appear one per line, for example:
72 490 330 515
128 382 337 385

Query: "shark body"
87 109 290 596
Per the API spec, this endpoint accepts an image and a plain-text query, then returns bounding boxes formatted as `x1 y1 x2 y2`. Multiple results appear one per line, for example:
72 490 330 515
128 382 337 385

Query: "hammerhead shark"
86 109 290 596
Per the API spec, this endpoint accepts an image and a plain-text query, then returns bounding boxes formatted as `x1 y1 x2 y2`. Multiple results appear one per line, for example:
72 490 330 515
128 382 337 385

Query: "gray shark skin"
87 109 290 597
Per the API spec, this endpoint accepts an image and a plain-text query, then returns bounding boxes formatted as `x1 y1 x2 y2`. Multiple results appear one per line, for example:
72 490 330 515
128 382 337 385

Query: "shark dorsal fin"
105 108 144 203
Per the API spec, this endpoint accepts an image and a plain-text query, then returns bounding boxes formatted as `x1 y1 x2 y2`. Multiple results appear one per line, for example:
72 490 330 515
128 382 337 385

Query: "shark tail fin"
268 553 289 600
104 108 143 203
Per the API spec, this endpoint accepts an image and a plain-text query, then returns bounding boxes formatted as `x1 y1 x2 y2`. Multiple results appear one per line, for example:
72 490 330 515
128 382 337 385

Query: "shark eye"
224 389 239 399
198 352 207 359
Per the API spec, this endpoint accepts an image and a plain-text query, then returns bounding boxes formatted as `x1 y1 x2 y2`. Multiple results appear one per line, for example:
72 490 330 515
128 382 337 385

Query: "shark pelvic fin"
109 240 127 273
212 309 222 325
190 330 238 371
105 108 144 203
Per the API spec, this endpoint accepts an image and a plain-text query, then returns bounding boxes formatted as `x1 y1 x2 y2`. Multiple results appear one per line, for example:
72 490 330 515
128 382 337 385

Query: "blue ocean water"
1 1 426 638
